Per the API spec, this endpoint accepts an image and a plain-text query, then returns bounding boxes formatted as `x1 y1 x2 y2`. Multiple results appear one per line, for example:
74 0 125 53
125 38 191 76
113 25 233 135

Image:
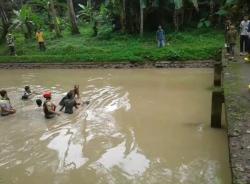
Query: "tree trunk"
50 0 62 38
67 0 80 35
173 9 179 31
120 0 126 33
140 0 144 37
87 0 91 7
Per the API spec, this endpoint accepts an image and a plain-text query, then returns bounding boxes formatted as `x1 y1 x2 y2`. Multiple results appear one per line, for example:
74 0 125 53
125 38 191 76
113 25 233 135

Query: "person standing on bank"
36 29 46 51
240 16 250 56
6 33 16 56
156 26 166 48
226 25 238 60
244 21 250 62
225 19 232 56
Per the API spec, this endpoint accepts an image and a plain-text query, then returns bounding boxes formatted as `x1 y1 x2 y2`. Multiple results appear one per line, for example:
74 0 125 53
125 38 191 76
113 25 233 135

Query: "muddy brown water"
0 69 231 184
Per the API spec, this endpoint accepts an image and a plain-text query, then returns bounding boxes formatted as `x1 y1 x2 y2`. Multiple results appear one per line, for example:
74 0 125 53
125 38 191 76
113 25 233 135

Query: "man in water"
43 91 60 119
156 25 166 48
62 92 79 114
0 90 16 116
6 33 16 56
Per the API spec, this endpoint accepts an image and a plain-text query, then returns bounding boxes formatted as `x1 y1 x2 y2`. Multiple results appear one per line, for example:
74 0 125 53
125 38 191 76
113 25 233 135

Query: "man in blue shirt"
156 26 166 48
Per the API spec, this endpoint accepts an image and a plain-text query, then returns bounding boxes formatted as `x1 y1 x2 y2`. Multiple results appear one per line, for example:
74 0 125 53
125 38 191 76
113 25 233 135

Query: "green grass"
0 26 224 63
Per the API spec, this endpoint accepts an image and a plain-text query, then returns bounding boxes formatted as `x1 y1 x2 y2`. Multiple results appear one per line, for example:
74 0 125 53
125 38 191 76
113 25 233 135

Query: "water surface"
0 69 231 184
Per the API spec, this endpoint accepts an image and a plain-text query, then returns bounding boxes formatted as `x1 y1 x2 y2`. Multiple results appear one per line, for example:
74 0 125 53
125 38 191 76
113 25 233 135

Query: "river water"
0 69 231 184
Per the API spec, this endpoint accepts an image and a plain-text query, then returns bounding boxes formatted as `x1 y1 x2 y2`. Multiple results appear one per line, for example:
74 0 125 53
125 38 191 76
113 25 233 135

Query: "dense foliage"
0 0 247 61
0 0 249 41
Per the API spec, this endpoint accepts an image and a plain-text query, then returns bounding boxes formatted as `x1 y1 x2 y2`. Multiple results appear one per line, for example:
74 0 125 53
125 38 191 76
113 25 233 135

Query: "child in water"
0 90 16 116
36 99 42 107
43 91 60 119
22 86 32 100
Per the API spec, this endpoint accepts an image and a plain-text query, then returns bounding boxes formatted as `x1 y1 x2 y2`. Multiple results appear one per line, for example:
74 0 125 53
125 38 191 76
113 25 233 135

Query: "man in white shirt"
240 16 250 55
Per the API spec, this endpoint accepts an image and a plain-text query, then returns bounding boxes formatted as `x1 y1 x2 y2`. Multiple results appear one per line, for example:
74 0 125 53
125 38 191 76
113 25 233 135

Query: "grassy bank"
0 27 224 63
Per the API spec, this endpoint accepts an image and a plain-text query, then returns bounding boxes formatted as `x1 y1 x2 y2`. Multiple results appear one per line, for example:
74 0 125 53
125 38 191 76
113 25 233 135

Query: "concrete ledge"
0 60 215 69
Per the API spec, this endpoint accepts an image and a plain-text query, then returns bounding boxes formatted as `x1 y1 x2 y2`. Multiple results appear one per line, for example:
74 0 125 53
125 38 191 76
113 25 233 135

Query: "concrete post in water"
214 62 222 86
211 90 224 128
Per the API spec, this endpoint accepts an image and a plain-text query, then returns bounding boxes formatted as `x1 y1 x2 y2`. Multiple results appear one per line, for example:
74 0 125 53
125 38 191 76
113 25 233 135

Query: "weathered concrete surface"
223 59 250 184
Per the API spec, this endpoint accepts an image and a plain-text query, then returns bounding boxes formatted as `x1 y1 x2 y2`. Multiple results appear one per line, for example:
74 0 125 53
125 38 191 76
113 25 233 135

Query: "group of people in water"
225 16 250 61
0 85 89 119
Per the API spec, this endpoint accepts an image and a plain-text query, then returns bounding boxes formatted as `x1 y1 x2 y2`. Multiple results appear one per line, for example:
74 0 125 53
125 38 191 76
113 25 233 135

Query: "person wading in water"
43 91 60 119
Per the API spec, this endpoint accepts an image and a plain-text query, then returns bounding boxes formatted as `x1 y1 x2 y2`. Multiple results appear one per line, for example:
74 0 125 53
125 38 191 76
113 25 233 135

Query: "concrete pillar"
211 90 224 128
214 62 222 86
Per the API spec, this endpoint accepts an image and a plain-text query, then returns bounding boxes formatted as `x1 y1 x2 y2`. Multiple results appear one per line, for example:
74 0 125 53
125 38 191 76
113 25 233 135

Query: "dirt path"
223 56 250 184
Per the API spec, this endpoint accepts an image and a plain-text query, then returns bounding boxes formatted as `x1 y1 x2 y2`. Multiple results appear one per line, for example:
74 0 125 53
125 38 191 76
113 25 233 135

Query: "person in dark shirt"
60 92 79 114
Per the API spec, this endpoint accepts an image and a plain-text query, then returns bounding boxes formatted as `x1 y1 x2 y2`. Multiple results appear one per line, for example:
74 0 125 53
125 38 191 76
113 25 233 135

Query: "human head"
43 91 52 100
158 25 162 30
24 86 31 93
36 99 42 107
244 16 248 21
0 90 7 98
67 91 73 99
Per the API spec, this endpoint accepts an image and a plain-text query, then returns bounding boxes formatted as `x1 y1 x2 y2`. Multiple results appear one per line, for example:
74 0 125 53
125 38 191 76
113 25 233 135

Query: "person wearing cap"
6 33 16 56
43 91 60 119
36 29 46 51
0 90 16 116
156 25 166 48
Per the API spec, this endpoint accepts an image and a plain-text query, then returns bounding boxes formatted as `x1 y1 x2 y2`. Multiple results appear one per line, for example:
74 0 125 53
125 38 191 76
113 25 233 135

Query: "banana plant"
9 5 37 39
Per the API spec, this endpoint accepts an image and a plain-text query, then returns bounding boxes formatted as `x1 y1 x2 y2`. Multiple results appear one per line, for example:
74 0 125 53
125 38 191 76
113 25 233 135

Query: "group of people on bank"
0 85 89 119
5 26 168 55
225 16 250 61
6 29 46 56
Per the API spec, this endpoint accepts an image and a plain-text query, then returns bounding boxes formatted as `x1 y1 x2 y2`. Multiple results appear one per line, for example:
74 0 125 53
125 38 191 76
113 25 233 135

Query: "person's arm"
59 105 65 111
74 101 79 109
240 21 243 29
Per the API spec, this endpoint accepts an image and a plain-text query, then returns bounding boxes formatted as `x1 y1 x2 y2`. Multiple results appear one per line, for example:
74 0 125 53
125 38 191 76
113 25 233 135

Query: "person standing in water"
43 91 60 119
0 90 16 116
62 92 79 114
36 29 46 51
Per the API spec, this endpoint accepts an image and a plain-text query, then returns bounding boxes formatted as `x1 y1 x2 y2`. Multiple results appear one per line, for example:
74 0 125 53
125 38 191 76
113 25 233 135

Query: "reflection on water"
0 69 231 184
